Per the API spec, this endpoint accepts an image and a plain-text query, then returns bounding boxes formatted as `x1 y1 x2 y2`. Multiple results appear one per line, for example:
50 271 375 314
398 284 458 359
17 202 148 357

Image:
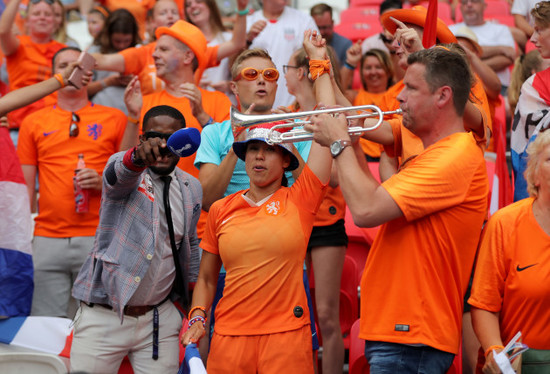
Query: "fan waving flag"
422 0 438 48
0 127 33 317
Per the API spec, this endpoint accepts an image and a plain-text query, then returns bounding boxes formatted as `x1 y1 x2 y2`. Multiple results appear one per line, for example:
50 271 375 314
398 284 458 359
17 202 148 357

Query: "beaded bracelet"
484 345 505 358
188 305 207 320
53 73 65 88
309 59 331 81
188 315 206 328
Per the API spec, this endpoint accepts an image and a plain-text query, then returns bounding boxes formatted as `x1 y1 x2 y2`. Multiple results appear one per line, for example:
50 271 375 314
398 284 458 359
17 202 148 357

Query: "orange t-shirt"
17 102 127 237
6 35 65 128
201 165 327 335
382 77 490 163
101 0 155 40
354 89 388 158
469 198 550 350
120 42 219 95
314 185 345 227
120 43 165 96
359 132 488 354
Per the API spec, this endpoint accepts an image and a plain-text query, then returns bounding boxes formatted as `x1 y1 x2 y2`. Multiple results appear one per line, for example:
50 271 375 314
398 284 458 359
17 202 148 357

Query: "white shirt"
511 0 541 24
450 21 516 85
247 7 318 108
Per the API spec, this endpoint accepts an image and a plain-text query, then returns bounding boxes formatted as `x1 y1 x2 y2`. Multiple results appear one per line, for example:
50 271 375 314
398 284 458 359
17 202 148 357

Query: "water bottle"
74 153 89 213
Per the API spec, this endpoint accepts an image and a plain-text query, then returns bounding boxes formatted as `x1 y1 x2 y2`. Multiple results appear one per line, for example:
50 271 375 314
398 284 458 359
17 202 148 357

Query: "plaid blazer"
73 150 202 318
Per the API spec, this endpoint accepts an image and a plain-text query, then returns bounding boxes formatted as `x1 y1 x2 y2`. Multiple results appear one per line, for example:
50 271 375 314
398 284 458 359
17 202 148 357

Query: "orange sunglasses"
235 67 279 82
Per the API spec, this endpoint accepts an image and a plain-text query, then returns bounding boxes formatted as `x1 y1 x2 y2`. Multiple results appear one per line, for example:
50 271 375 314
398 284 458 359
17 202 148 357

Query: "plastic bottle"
74 153 89 213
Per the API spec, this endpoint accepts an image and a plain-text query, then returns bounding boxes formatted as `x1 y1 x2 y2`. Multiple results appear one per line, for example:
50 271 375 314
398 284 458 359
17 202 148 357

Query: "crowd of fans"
1 0 549 373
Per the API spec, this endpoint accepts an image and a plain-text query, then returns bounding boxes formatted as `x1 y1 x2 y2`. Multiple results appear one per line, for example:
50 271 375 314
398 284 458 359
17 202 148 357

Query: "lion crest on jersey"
265 201 280 215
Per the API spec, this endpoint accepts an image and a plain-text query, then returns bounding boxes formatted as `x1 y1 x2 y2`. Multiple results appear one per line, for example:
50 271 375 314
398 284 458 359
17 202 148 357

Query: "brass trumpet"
230 105 402 144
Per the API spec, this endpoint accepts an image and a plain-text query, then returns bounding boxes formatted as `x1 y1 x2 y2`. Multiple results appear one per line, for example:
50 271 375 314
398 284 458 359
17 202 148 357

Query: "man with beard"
71 105 203 374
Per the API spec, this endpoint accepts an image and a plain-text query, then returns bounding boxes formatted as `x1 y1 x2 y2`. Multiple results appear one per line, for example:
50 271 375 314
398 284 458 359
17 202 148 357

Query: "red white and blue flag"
511 67 550 201
0 127 33 317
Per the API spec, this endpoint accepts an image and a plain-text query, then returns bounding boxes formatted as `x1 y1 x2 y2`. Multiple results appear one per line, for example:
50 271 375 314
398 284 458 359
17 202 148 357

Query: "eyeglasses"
460 0 483 4
69 113 80 138
235 67 279 82
143 131 172 141
282 65 301 74
30 0 54 4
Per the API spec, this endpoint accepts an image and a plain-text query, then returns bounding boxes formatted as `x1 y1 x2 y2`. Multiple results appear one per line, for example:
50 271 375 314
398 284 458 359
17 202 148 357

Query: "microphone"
167 127 201 157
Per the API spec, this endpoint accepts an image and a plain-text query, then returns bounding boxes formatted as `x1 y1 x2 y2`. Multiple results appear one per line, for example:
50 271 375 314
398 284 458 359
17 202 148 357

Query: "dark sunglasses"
143 131 172 141
235 67 279 82
30 0 54 4
143 131 173 156
69 112 80 138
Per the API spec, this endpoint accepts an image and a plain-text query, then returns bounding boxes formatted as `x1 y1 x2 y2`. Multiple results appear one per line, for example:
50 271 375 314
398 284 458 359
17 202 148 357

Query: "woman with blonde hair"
470 129 550 373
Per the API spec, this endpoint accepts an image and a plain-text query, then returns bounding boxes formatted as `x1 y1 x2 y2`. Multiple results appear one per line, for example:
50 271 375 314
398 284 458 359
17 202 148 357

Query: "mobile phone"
68 52 96 89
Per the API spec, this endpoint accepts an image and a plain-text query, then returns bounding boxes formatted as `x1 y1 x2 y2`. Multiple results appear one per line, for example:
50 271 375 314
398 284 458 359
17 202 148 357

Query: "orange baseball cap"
381 6 457 44
155 20 207 69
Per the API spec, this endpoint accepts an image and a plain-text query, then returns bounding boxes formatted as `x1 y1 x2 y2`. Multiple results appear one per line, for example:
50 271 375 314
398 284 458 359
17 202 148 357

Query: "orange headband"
92 5 109 19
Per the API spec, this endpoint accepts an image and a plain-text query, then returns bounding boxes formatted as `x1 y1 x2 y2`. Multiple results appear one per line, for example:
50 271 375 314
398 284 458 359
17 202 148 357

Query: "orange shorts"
206 324 314 374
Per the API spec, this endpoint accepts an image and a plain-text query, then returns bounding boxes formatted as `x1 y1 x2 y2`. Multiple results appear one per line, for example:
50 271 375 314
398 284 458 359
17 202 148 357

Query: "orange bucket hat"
381 6 457 44
155 20 207 69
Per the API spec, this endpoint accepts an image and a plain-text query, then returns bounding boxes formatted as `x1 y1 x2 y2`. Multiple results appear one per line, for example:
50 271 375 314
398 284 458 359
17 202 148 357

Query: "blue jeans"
364 341 455 374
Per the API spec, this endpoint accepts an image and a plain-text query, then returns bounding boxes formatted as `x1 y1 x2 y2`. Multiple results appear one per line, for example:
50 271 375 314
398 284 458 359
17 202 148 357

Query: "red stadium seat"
349 319 369 374
340 255 359 348
340 7 379 24
334 22 383 43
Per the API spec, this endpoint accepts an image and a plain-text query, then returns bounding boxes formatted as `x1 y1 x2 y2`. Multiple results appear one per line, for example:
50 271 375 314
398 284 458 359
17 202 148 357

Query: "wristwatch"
330 139 352 158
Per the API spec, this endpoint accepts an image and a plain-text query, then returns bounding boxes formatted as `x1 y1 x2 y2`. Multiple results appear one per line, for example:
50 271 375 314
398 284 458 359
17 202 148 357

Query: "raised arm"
302 29 333 185
90 52 126 73
0 61 92 117
0 0 22 56
216 0 248 62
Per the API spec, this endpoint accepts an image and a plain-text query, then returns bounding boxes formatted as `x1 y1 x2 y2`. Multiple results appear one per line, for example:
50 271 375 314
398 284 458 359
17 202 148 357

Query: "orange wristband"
53 73 65 88
188 305 207 320
309 59 330 81
484 345 504 358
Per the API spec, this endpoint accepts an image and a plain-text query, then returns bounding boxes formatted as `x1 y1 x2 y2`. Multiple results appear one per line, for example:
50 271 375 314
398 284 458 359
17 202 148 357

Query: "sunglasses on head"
235 67 279 82
30 0 54 5
69 112 80 138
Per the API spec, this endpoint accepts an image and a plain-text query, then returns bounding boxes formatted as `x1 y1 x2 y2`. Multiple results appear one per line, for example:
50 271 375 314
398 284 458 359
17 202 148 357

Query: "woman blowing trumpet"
181 30 334 373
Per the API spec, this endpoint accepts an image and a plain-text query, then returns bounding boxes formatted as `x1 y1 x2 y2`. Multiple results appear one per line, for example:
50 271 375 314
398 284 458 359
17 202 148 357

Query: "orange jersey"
120 42 219 95
100 0 155 40
353 89 386 158
17 102 127 237
6 35 65 128
314 186 345 227
202 165 327 335
120 43 165 95
469 198 550 350
359 132 488 354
